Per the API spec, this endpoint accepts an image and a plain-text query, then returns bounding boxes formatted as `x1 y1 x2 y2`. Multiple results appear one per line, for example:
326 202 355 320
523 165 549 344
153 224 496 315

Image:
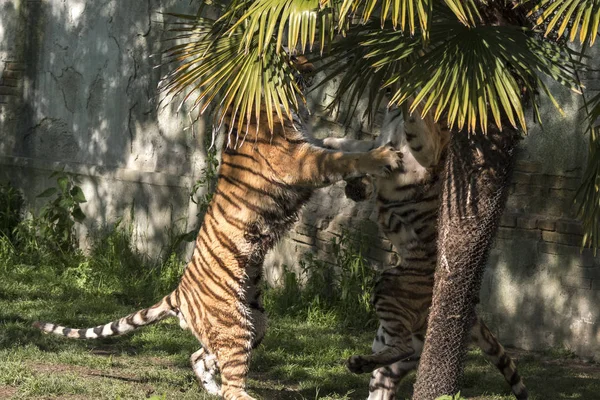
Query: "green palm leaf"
384 23 581 133
160 14 300 139
314 21 420 123
575 129 600 252
318 19 581 133
575 90 600 251
225 0 336 55
526 0 600 45
336 0 478 39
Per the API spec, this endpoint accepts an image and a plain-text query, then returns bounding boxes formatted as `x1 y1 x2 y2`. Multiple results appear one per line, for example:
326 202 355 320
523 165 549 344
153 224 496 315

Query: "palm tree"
159 1 600 398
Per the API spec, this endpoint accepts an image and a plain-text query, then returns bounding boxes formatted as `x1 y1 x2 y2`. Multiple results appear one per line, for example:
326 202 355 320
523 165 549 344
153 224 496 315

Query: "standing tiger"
323 104 528 400
32 67 403 400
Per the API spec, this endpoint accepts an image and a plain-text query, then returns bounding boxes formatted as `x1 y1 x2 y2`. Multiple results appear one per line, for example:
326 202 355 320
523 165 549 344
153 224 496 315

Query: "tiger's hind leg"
365 326 421 400
183 290 255 399
215 337 255 400
348 280 418 375
367 360 418 400
191 348 221 396
201 297 255 400
347 322 415 374
471 316 528 400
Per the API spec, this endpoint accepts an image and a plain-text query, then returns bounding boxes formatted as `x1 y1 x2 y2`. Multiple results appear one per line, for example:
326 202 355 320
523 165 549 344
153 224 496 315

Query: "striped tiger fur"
33 111 403 398
323 105 528 400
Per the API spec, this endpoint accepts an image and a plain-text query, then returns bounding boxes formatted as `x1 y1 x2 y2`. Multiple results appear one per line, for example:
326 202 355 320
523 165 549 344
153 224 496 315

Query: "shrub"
1 172 184 305
35 170 87 252
265 228 378 329
0 182 25 241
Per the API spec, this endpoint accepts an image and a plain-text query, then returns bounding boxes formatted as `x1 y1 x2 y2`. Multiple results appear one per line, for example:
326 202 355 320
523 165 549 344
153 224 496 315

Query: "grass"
1 259 599 399
0 179 598 399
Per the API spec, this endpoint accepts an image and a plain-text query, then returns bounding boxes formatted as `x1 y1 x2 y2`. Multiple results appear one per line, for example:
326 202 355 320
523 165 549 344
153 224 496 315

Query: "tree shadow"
479 77 600 359
0 0 209 256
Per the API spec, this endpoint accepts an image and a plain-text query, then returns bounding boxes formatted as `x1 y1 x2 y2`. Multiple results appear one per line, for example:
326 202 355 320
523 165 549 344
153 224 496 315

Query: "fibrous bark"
413 127 517 399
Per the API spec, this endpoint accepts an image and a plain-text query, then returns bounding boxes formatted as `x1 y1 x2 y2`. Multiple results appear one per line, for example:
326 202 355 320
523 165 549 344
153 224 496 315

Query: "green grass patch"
1 258 599 399
0 182 598 399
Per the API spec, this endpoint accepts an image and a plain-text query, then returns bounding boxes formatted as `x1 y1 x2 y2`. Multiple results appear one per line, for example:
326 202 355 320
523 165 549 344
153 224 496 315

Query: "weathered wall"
481 73 600 359
0 0 205 255
0 1 598 359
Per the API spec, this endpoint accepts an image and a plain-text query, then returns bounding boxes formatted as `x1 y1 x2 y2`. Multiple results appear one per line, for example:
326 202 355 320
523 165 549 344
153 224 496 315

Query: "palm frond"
384 23 581 133
526 0 600 45
225 0 336 55
159 14 300 139
313 21 420 124
335 0 479 39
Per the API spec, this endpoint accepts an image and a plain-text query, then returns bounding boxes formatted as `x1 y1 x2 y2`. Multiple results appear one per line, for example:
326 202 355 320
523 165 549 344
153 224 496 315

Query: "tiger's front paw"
362 146 403 177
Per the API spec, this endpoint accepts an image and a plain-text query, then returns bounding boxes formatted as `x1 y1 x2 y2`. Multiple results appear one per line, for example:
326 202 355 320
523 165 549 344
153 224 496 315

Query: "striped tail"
33 291 179 339
471 317 528 400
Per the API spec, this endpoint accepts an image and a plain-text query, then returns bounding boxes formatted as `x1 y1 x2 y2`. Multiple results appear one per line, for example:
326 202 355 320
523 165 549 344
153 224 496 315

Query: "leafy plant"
303 228 377 326
0 235 16 269
265 228 378 328
35 171 87 252
190 141 219 216
0 182 24 242
178 138 220 244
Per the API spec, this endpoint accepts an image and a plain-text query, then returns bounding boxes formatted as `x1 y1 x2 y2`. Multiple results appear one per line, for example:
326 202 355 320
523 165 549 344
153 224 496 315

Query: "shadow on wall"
0 0 214 255
479 81 600 359
482 166 600 359
1 0 387 261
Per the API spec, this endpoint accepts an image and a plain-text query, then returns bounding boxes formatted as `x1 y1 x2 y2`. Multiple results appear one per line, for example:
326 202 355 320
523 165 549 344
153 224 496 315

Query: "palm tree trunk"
413 126 517 399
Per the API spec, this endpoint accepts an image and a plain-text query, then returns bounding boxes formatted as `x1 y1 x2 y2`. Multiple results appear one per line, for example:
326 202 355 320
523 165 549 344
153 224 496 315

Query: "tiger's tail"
33 291 179 339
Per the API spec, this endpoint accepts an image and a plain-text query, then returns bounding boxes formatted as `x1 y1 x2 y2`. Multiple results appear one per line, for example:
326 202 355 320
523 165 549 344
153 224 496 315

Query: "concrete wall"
0 0 205 254
481 72 600 359
0 1 598 359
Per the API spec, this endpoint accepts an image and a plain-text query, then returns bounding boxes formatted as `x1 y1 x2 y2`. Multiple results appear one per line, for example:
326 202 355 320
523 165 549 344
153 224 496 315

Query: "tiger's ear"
292 55 315 74
290 54 315 90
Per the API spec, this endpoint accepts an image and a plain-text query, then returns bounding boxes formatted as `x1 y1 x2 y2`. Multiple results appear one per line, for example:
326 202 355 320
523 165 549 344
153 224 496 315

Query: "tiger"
32 58 403 400
323 104 528 400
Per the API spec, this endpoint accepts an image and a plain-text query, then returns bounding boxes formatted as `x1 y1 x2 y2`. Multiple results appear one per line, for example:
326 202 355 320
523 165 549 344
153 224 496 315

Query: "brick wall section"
276 155 600 281
285 193 398 269
0 61 24 105
496 160 600 292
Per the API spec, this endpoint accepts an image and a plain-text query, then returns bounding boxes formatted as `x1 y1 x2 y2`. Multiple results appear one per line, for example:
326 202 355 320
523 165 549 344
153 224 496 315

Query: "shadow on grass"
0 264 197 357
1 263 599 399
250 318 373 399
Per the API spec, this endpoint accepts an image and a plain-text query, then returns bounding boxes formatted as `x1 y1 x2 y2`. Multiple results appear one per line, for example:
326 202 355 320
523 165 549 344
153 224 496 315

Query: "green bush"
72 220 185 305
0 182 25 241
35 170 87 252
8 171 88 263
1 173 185 305
264 228 378 329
